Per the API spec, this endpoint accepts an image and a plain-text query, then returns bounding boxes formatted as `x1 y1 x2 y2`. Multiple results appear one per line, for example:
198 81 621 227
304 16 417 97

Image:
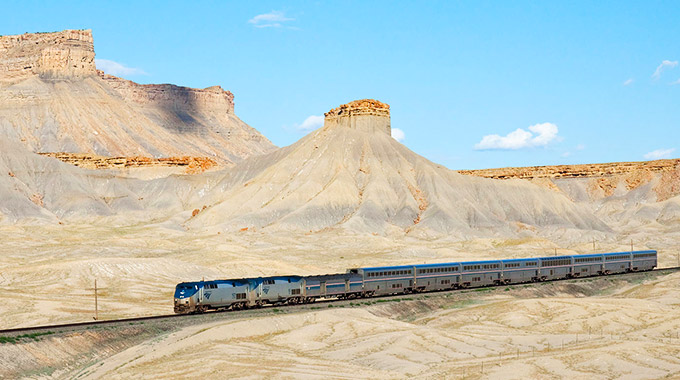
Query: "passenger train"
174 250 657 314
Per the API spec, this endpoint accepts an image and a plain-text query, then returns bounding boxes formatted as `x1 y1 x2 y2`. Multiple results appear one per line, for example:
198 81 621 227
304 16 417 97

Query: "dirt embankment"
38 153 218 174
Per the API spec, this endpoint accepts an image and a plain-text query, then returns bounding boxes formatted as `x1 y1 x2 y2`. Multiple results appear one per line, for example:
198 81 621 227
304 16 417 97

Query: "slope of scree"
189 100 609 237
0 139 207 223
0 29 274 165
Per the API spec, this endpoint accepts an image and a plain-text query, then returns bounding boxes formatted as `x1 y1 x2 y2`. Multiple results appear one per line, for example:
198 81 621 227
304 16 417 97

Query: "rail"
2 266 678 336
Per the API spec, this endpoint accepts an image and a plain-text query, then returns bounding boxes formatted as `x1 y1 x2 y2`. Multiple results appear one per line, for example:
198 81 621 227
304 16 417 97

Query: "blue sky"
4 1 679 169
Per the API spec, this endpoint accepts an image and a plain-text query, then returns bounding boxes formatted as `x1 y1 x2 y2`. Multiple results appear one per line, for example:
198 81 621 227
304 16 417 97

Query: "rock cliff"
0 29 275 167
99 72 235 114
0 29 95 83
324 99 391 135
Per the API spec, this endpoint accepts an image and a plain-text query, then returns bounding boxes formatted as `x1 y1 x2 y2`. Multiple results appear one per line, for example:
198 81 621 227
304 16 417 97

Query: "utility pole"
631 239 633 252
554 248 557 256
94 278 98 320
592 238 595 251
87 279 106 321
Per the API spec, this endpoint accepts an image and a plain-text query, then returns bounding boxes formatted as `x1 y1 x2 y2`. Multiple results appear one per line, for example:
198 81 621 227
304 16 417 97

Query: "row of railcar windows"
463 264 500 271
367 270 412 277
418 267 459 274
542 258 572 267
634 253 656 258
574 257 601 264
606 255 630 261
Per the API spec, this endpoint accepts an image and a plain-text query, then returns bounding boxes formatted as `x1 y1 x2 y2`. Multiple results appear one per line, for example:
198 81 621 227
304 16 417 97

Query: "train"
173 250 657 314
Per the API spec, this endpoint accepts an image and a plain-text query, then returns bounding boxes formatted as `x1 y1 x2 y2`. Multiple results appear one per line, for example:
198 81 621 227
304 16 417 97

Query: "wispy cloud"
672 79 680 85
644 148 675 160
391 128 405 142
652 60 678 80
295 115 324 132
95 59 147 77
623 78 634 86
249 11 295 28
474 123 560 150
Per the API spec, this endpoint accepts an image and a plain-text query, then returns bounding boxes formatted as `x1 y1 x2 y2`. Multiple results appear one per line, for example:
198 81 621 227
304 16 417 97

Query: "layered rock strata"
38 153 217 174
0 29 95 83
460 159 680 202
459 159 680 180
323 99 391 135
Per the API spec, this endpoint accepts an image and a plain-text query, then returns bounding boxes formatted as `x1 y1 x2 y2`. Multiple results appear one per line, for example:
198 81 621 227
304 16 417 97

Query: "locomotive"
174 250 657 314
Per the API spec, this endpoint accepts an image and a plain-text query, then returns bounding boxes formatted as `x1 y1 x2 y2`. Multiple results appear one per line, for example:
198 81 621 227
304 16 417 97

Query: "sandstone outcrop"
0 29 95 83
38 152 217 174
0 29 275 166
458 159 680 180
460 159 680 202
323 99 391 135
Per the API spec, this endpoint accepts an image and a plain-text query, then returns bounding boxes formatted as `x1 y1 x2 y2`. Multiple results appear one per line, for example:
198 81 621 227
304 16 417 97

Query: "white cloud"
652 60 678 79
474 123 560 150
391 128 405 142
575 144 586 150
672 79 680 85
248 11 294 28
561 151 572 158
623 78 634 86
95 59 147 77
295 115 324 132
644 148 676 160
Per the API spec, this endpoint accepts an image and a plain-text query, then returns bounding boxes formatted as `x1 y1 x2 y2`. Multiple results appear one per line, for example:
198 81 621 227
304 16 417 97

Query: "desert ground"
2 28 680 379
1 257 679 379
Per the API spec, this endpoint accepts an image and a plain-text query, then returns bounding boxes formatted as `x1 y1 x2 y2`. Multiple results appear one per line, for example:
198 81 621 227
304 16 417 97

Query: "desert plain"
1 29 680 379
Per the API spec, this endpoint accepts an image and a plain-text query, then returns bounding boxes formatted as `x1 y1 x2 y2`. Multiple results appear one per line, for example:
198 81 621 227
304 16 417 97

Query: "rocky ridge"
459 159 680 180
0 29 274 166
98 72 235 114
460 159 680 202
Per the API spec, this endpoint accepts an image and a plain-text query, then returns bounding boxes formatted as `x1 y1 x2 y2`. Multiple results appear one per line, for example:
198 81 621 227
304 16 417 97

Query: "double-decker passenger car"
174 250 657 314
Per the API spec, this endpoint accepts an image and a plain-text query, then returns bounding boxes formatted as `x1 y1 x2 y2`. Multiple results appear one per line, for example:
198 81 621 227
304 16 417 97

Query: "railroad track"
2 266 679 336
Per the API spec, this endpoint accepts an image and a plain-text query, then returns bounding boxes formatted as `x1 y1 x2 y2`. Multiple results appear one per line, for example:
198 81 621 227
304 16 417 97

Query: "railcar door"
320 281 326 296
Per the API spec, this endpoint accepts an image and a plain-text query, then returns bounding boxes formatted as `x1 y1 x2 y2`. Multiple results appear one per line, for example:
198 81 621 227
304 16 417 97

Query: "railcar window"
236 293 246 299
291 289 301 295
472 277 481 281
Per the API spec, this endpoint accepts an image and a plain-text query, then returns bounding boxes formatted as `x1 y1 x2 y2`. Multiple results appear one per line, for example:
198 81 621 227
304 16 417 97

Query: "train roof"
499 258 539 262
360 264 414 271
455 260 503 265
537 255 573 260
416 262 461 268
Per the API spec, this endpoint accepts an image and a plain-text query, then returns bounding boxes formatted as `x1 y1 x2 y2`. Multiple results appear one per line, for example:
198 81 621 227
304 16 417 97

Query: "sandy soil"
60 272 680 380
1 222 677 329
